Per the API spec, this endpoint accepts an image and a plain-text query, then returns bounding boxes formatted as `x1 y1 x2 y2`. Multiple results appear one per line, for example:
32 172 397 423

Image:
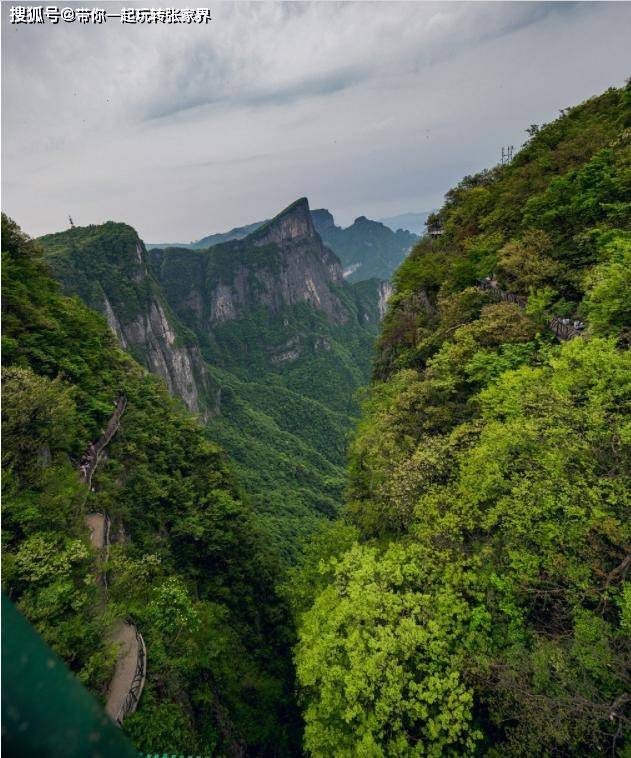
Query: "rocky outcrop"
103 294 128 349
41 200 386 420
122 299 211 417
377 281 393 319
349 277 394 325
150 198 350 330
40 223 215 419
251 198 317 247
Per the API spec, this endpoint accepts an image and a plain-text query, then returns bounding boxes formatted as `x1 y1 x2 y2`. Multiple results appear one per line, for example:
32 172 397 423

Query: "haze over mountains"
148 207 423 283
39 197 388 559
311 209 418 282
379 210 433 235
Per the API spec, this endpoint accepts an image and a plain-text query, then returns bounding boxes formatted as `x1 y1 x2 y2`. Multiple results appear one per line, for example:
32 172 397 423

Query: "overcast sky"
2 1 629 242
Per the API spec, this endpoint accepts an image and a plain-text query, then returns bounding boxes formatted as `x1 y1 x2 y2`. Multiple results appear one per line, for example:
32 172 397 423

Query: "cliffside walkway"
79 394 146 727
86 511 111 591
478 278 587 341
105 619 147 726
79 393 127 489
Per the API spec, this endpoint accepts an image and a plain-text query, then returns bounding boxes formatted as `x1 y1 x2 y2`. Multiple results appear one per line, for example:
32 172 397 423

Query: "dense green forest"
39 201 380 564
289 84 631 755
1 214 300 755
2 81 629 758
148 224 378 557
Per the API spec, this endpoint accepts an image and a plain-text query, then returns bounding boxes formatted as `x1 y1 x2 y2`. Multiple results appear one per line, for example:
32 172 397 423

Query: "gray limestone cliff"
39 199 387 421
39 223 215 419
148 198 356 339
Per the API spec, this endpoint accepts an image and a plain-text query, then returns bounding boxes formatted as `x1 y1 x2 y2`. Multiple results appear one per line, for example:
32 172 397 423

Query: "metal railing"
115 619 146 726
548 315 585 341
477 278 527 308
75 396 145 727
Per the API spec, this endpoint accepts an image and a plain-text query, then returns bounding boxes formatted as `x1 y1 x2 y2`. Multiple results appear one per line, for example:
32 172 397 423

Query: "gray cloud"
2 1 629 240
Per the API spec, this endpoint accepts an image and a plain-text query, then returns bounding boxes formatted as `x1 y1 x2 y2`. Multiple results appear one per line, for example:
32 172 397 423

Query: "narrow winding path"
86 513 106 552
80 394 127 488
105 621 144 725
79 395 146 726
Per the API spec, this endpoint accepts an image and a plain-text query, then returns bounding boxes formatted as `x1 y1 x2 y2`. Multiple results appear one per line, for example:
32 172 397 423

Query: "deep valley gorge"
2 79 630 757
38 197 392 559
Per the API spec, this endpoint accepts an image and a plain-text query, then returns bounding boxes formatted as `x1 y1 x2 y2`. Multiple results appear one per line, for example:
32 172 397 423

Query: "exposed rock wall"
41 199 385 419
123 299 209 417
41 223 215 419
377 281 393 319
150 198 350 331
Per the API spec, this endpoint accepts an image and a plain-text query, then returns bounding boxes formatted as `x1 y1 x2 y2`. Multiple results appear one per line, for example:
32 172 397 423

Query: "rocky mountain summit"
148 201 418 284
149 198 351 332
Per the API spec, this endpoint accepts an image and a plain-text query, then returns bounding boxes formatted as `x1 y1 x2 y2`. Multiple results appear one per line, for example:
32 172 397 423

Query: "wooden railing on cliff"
477 279 587 342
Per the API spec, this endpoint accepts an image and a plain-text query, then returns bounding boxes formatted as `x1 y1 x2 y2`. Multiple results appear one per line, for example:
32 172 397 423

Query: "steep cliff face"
148 203 417 286
149 199 350 335
38 200 386 555
251 197 315 246
350 278 394 324
39 223 215 418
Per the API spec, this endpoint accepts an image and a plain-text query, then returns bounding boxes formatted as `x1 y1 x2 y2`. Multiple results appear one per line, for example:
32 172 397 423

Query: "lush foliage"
40 215 380 563
291 84 631 755
5 82 630 757
2 214 300 755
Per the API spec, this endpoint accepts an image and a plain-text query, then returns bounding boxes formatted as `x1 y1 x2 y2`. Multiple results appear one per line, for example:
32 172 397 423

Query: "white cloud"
2 1 629 239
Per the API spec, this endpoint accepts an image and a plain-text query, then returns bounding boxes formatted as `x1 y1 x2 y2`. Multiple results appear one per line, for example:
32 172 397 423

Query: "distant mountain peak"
311 209 335 228
250 197 316 246
311 208 418 283
379 210 433 235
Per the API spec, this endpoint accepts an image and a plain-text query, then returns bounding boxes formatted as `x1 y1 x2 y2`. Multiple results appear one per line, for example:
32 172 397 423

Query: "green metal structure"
2 593 139 757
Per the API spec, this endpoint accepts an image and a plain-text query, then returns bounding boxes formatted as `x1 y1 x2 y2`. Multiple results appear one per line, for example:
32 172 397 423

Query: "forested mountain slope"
290 83 631 756
39 198 382 560
1 215 300 755
311 208 418 282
